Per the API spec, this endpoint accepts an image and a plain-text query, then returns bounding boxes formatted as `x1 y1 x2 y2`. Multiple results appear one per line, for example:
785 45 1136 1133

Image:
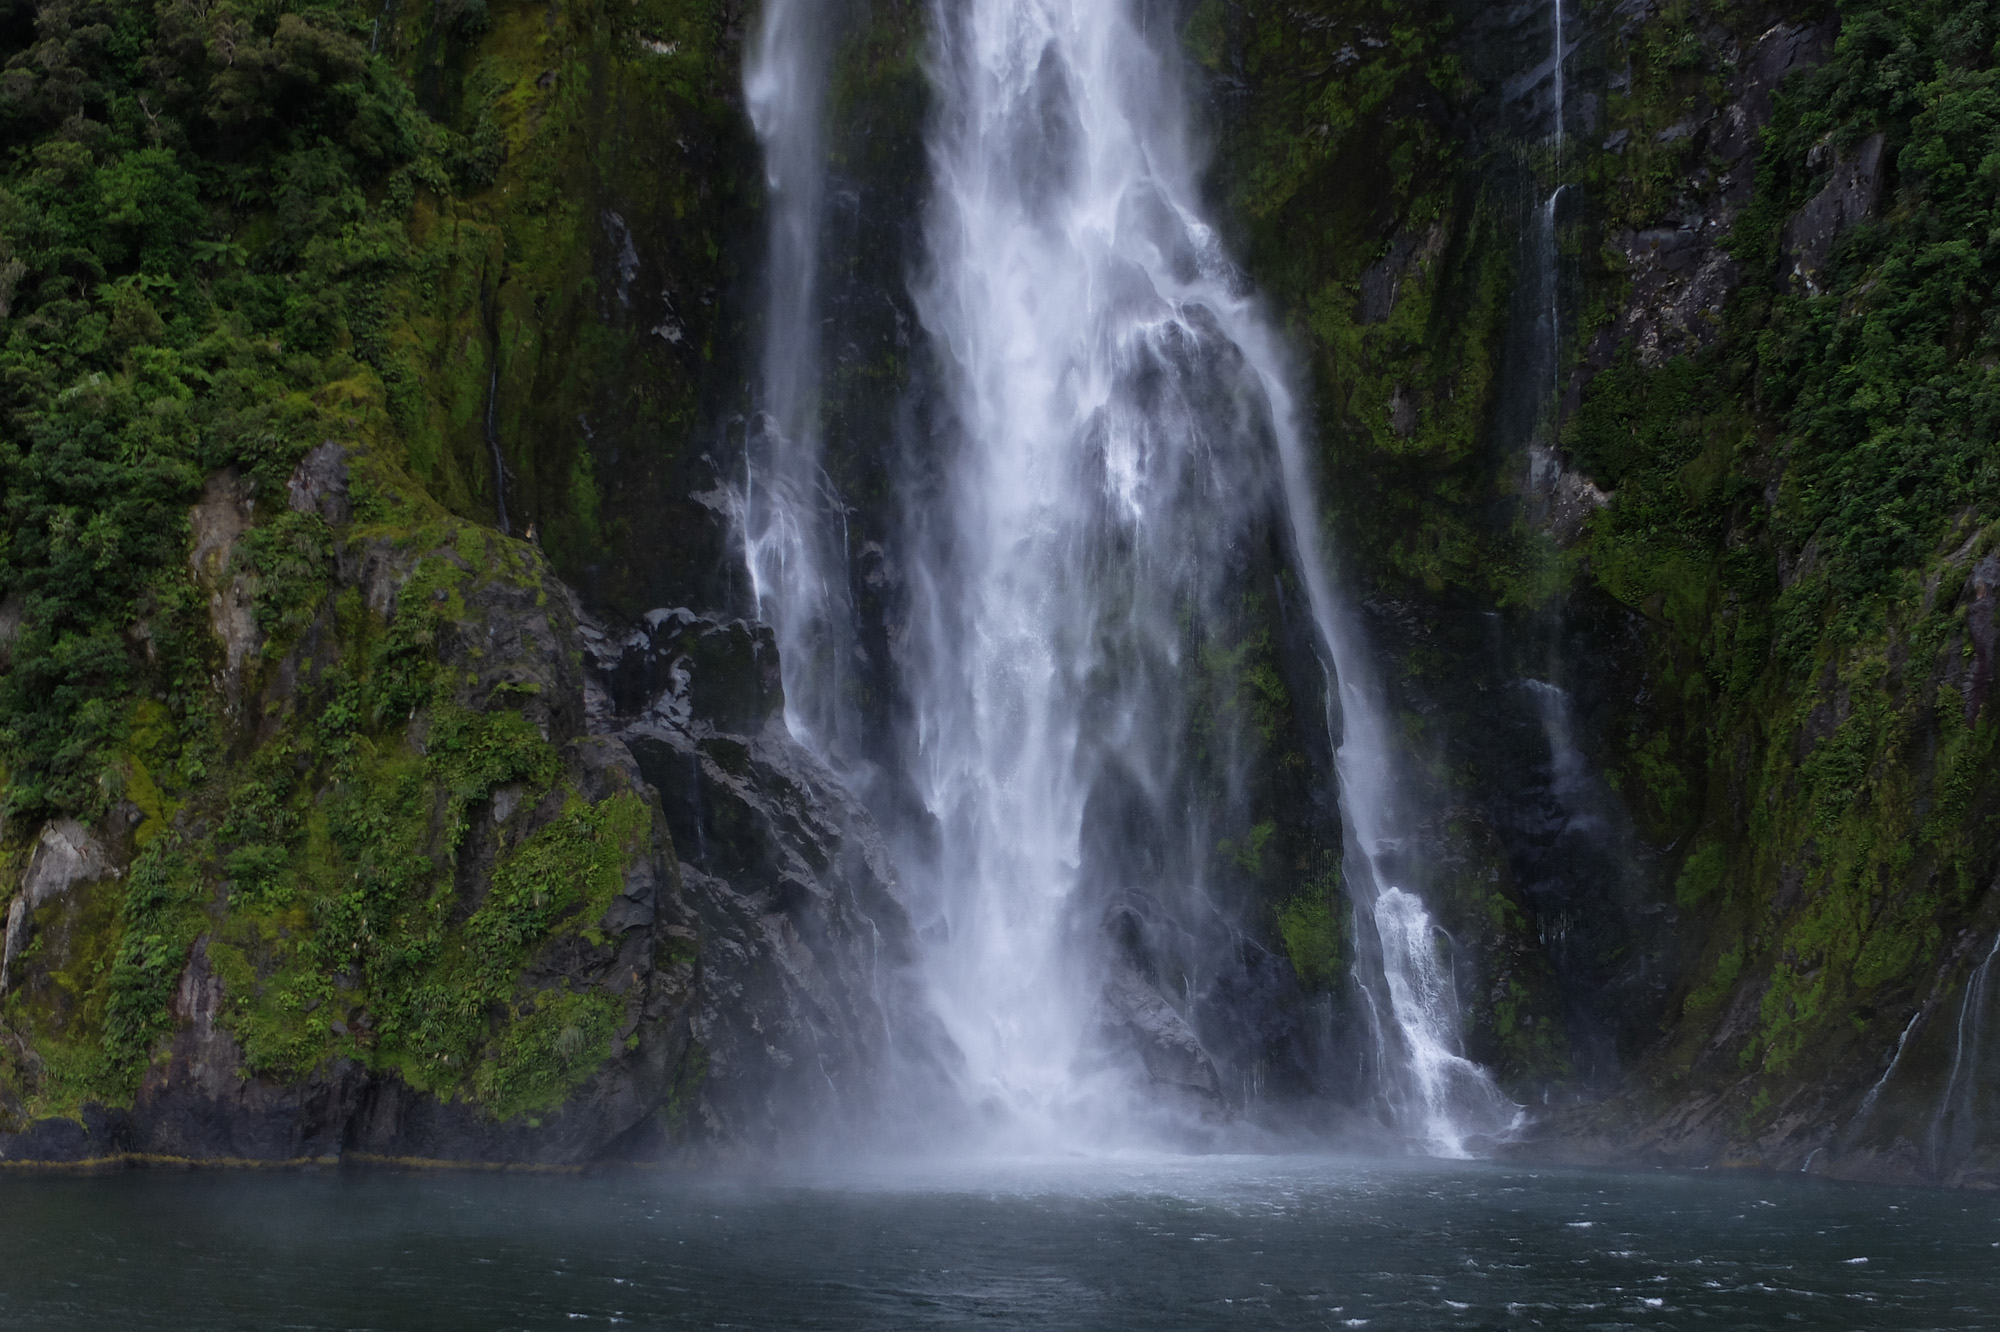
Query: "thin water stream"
741 0 852 759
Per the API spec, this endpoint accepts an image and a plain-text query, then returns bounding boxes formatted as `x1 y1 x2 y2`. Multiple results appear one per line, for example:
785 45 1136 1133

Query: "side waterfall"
741 0 852 758
900 0 1518 1153
1929 933 2000 1174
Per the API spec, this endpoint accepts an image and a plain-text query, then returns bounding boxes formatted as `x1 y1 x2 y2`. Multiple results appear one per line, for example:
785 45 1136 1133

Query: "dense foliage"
0 0 471 822
1563 0 2000 1102
1575 0 2000 635
0 0 713 1126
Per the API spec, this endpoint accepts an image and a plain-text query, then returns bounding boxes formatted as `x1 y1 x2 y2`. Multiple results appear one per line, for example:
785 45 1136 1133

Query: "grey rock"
1389 384 1418 438
1614 222 1740 368
188 471 259 707
1526 442 1610 546
0 592 21 672
1100 961 1224 1110
585 606 960 1150
287 441 352 527
1783 132 1888 293
1587 18 1833 372
2 820 115 995
1964 552 2000 725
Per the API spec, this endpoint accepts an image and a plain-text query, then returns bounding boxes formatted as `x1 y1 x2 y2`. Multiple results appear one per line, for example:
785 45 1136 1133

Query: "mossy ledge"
0 0 938 1166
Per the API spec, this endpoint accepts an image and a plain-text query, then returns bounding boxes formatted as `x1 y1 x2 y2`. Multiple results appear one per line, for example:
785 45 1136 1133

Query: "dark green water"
0 1156 1994 1330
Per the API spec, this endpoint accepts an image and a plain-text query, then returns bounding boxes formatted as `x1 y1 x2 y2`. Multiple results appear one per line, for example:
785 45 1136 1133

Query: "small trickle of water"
484 366 510 536
1846 1007 1924 1144
741 0 852 757
1929 933 2000 1172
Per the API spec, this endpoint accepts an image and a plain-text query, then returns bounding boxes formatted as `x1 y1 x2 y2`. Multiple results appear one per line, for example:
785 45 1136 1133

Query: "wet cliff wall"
1194 0 2000 1185
2 0 1996 1183
0 0 943 1165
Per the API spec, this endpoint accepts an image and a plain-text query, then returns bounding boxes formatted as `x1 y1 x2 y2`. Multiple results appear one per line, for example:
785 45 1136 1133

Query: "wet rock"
583 609 783 735
1101 960 1225 1109
583 606 958 1148
1526 442 1609 545
1782 132 1888 293
286 441 352 527
2 820 115 995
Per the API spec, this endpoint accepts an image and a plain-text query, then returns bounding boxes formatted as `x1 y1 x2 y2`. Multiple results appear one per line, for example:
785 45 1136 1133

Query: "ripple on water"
0 1157 1993 1330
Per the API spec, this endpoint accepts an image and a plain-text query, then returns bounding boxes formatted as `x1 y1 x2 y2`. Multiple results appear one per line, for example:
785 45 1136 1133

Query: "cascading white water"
741 0 851 756
1929 933 2000 1171
1373 890 1520 1157
902 0 1519 1153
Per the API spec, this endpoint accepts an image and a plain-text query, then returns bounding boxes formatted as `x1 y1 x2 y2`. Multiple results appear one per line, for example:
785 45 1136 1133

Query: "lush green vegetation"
0 0 716 1127
1187 0 1548 601
1563 0 2000 1103
1192 0 1999 1125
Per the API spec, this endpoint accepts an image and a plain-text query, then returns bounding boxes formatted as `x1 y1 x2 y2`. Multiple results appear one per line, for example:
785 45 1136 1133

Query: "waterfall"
1519 0 1571 529
898 0 1518 1153
1551 0 1565 154
1843 1007 1923 1148
1929 933 2000 1174
484 366 510 537
741 0 852 757
1542 0 1567 423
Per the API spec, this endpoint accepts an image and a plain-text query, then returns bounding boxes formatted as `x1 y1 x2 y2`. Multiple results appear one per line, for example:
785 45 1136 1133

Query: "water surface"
0 1155 1994 1330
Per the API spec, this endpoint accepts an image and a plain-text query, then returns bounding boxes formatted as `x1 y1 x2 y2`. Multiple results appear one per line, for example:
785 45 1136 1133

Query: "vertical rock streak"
899 0 1517 1151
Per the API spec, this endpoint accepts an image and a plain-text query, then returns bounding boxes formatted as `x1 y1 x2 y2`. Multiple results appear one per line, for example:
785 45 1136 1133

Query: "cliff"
1194 0 2000 1185
0 0 942 1165
0 0 1995 1182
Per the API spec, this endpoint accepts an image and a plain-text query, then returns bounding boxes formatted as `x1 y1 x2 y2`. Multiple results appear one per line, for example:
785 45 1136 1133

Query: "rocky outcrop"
0 435 945 1166
1782 131 1888 293
1 820 115 996
1597 17 1833 370
578 607 960 1148
1100 961 1226 1112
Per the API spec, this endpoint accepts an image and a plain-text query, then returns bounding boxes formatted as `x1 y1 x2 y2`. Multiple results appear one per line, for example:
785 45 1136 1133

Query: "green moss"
661 1041 708 1141
427 704 561 808
1277 860 1345 990
207 938 336 1080
1673 837 1727 910
101 834 207 1093
471 988 620 1121
1683 944 1743 1018
238 509 336 658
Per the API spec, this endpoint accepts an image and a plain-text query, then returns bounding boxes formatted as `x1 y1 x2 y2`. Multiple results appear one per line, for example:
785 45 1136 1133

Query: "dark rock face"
579 608 960 1150
0 435 944 1167
1101 961 1226 1111
1781 131 1887 292
1604 18 1834 368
